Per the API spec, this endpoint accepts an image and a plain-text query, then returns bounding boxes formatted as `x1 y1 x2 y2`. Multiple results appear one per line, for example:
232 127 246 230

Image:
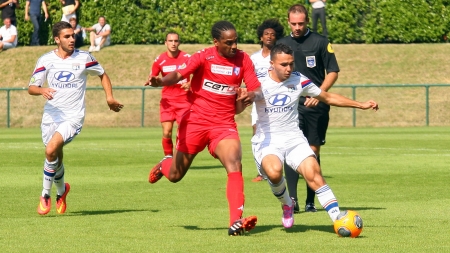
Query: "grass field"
1 126 449 252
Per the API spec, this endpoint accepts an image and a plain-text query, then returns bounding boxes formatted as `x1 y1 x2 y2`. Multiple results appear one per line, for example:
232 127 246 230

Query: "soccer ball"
333 210 363 238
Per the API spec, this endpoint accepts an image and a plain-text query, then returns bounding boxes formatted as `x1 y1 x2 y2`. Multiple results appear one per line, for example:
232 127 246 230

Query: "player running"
252 43 378 228
148 21 262 236
145 32 191 157
28 21 123 215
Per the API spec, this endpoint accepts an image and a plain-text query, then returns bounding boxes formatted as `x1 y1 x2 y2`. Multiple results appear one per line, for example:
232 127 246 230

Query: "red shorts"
176 111 240 158
160 96 191 124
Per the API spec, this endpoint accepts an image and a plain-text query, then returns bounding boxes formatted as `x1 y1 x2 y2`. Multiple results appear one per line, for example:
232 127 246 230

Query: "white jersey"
252 70 322 137
250 49 271 125
28 49 104 126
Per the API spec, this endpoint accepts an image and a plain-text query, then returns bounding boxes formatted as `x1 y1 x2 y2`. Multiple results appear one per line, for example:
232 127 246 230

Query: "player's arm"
315 90 378 111
99 72 123 112
235 88 247 114
149 71 183 87
28 85 56 100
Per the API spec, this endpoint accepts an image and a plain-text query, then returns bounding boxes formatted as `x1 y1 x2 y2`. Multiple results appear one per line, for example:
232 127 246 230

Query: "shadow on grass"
181 224 335 235
69 209 152 216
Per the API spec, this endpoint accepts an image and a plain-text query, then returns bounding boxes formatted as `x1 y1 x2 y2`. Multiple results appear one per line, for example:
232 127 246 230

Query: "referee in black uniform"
277 4 339 213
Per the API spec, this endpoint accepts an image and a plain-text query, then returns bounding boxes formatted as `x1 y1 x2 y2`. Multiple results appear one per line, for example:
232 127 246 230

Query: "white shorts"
41 121 82 146
95 36 110 47
252 131 315 176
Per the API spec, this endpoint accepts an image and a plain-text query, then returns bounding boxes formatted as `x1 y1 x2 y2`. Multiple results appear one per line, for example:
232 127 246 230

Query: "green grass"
1 127 449 252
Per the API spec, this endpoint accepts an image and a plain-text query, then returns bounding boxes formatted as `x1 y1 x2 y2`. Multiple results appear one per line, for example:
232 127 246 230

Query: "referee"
277 4 339 213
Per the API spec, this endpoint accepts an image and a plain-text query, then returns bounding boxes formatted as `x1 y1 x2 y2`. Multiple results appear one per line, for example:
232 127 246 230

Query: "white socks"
316 184 340 222
268 177 293 206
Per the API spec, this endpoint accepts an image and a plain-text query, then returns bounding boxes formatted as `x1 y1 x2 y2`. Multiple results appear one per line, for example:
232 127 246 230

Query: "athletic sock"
316 184 340 222
284 161 299 202
268 177 293 206
53 163 65 196
162 137 173 156
226 172 245 226
159 156 172 178
42 158 58 197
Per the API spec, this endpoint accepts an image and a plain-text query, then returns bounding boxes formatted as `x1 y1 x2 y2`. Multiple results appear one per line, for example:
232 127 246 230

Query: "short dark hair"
165 32 179 41
270 43 293 60
52 21 72 38
287 4 309 20
256 18 284 46
211 21 236 40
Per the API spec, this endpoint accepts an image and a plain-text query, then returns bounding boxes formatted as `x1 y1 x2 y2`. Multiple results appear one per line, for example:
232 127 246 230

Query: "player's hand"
237 88 253 107
181 82 191 91
304 97 319 108
361 100 379 111
149 76 163 87
41 88 56 100
107 98 124 112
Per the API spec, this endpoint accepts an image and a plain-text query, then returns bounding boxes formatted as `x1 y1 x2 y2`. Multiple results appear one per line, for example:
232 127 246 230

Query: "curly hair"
256 18 285 47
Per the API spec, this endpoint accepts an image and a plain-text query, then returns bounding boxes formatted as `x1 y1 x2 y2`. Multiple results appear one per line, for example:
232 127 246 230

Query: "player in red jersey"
145 32 191 156
148 21 262 236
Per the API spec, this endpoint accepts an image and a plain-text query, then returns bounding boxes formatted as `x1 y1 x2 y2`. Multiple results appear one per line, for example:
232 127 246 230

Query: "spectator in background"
309 0 328 38
0 0 19 27
83 16 111 52
0 17 17 51
25 0 48 46
69 17 83 48
60 0 79 23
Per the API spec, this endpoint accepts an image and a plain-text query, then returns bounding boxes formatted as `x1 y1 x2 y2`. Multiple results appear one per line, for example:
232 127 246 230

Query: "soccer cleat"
282 200 295 228
148 155 172 184
37 194 51 215
251 175 265 182
56 183 71 214
228 216 258 236
305 203 318 212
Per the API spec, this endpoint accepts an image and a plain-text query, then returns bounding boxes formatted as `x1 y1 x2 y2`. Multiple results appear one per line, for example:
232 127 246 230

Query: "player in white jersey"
28 21 123 216
249 18 284 182
252 43 378 228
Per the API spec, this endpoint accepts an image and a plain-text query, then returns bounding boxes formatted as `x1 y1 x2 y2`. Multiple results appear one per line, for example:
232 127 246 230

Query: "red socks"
227 172 245 226
162 137 173 156
160 156 172 178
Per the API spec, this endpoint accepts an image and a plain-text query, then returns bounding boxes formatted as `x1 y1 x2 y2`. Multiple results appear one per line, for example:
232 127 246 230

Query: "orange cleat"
56 183 71 214
37 194 51 215
148 155 171 184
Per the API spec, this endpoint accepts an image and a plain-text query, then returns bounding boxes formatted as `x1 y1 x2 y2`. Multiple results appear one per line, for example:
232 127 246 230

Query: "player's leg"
251 105 266 182
213 135 257 235
296 156 340 222
161 121 174 156
261 154 295 228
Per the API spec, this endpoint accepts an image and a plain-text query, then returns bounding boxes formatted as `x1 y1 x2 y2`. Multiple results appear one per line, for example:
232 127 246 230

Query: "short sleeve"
85 54 105 76
29 58 47 87
177 50 202 78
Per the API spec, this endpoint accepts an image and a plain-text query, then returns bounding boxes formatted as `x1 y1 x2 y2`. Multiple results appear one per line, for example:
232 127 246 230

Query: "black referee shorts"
297 100 330 146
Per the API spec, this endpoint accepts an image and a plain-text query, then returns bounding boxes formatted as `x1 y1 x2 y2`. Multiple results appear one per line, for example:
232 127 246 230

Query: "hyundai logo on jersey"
268 94 291 106
54 71 75 82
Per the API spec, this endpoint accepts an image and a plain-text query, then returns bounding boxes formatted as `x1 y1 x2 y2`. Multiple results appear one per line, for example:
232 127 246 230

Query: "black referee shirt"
277 29 339 88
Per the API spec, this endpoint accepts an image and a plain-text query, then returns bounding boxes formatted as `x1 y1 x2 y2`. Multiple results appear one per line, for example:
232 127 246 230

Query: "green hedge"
12 0 450 45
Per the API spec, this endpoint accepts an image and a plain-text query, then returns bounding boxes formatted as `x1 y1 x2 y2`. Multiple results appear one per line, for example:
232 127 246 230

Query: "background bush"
12 0 450 45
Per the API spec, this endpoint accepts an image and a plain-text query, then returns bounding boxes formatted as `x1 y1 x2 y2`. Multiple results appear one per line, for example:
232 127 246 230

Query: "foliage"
11 0 450 45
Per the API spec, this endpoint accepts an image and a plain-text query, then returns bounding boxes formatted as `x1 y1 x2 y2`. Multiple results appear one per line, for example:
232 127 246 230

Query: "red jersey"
178 47 260 124
151 50 191 98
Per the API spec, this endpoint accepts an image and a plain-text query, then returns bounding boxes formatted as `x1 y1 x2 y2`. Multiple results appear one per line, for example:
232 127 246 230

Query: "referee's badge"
306 56 316 68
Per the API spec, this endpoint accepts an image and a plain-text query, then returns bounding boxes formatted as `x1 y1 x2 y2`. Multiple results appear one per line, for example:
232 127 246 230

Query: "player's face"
270 52 294 82
165 34 180 53
288 12 309 38
214 30 238 58
261 28 276 49
55 28 75 53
